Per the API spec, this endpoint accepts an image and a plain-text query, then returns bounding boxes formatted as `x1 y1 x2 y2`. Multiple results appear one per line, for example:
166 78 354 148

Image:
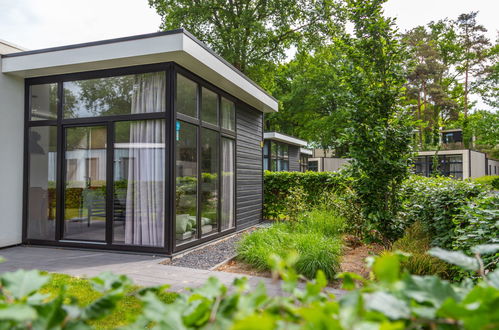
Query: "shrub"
391 222 449 277
237 210 344 280
2 246 499 329
473 175 499 190
453 194 499 273
263 171 348 219
396 175 484 247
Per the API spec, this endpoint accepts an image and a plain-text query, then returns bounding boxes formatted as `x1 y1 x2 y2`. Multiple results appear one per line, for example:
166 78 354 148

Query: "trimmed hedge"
473 175 499 190
263 171 348 219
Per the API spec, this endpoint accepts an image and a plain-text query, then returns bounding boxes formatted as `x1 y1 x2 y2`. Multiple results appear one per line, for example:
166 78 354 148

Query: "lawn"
40 273 178 329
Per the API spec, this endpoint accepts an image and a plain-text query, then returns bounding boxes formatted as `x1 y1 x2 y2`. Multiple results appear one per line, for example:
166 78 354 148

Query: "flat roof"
263 132 308 147
1 29 277 113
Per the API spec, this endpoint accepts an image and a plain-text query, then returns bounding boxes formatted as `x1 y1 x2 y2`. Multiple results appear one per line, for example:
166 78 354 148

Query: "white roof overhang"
263 132 307 147
1 29 277 113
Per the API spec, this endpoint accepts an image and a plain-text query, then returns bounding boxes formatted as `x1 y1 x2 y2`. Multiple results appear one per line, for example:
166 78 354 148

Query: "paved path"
0 246 345 297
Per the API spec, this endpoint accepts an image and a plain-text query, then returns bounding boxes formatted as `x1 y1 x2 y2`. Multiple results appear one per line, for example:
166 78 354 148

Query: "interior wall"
0 60 25 247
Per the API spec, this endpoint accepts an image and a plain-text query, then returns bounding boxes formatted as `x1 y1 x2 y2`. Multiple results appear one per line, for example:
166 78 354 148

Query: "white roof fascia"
264 132 308 147
300 148 313 155
1 30 277 113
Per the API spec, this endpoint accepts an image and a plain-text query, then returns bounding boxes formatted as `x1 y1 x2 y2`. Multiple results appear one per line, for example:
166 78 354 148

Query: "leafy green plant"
473 175 499 190
396 175 484 247
2 244 499 329
453 194 499 276
263 170 348 219
391 221 449 277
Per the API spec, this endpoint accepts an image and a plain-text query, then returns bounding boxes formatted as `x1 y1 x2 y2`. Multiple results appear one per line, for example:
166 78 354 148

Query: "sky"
0 0 497 50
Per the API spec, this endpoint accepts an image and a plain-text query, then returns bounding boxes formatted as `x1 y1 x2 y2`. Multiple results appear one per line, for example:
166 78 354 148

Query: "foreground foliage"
2 245 499 329
237 210 345 280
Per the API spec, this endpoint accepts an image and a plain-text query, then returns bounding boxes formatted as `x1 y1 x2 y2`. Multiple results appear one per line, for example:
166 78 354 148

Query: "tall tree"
149 0 342 87
455 12 491 117
339 0 412 239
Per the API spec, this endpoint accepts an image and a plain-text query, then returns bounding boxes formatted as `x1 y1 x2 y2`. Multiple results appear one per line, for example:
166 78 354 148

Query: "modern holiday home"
263 132 311 172
0 30 278 254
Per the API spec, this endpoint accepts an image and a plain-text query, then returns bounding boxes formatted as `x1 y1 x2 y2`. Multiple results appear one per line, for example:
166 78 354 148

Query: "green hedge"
474 175 499 190
397 176 484 248
263 171 348 219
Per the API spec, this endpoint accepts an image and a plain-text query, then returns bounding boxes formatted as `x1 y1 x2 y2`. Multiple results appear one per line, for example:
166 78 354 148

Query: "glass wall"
27 126 57 240
175 73 236 245
175 121 198 245
25 64 240 252
413 155 463 179
113 120 166 247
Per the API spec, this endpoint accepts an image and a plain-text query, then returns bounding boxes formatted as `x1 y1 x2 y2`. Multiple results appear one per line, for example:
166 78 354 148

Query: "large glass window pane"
30 84 58 120
63 126 107 241
63 72 166 118
201 87 218 125
175 121 198 245
201 128 219 236
27 126 57 240
176 74 197 118
221 97 235 131
221 138 235 231
113 120 165 247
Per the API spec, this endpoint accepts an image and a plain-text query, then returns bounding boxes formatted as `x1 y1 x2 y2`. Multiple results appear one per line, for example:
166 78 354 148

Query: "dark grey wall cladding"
288 145 300 172
236 104 263 228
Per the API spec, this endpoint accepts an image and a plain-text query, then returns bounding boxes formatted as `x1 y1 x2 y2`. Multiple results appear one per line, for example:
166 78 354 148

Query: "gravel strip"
169 233 245 270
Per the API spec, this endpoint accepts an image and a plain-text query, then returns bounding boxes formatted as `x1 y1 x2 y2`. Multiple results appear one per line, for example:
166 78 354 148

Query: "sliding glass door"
63 125 107 242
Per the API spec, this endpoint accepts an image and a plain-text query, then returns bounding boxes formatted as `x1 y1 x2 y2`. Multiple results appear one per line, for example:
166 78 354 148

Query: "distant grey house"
0 30 278 254
263 132 311 172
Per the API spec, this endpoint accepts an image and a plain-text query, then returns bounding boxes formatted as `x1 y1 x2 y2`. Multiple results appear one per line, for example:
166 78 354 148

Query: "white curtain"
125 72 166 246
221 138 235 230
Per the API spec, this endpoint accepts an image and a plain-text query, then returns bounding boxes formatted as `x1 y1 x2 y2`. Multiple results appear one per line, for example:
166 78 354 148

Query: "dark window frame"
23 62 243 255
263 140 289 172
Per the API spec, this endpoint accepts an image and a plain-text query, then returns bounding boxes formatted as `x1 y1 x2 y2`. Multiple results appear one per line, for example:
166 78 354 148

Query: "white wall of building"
470 150 487 178
0 55 25 247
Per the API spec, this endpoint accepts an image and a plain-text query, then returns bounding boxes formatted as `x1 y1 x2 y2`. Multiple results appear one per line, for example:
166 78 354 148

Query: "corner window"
267 141 289 172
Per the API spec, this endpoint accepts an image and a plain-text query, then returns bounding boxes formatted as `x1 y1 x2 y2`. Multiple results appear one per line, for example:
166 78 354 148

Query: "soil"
217 240 385 287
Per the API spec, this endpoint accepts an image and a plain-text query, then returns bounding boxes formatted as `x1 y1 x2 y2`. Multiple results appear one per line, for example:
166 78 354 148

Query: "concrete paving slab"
0 246 345 298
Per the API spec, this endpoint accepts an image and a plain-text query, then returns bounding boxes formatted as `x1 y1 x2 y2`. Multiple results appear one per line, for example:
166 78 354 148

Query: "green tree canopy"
148 0 343 87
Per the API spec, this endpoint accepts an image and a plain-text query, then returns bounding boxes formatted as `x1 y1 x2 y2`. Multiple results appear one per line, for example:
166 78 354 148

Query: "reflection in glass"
113 120 165 247
63 72 166 118
201 87 218 125
201 128 219 236
176 121 198 245
221 97 235 131
30 84 58 120
63 126 107 241
176 74 198 118
27 126 57 240
221 138 235 231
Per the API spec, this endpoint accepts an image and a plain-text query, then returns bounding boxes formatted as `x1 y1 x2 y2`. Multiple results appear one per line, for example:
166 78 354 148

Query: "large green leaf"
0 303 37 322
471 244 499 255
428 248 479 271
0 270 49 299
364 292 410 320
373 253 400 283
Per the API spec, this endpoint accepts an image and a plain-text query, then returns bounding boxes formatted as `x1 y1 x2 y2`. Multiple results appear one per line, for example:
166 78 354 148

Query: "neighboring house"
0 29 278 253
263 132 310 172
413 129 499 179
308 149 350 172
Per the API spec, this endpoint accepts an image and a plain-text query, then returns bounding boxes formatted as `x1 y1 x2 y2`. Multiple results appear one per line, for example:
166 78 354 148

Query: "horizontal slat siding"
236 104 263 228
289 145 300 172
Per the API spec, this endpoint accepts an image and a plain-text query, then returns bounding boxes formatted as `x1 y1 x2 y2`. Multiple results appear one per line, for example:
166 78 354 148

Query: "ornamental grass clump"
237 210 344 280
